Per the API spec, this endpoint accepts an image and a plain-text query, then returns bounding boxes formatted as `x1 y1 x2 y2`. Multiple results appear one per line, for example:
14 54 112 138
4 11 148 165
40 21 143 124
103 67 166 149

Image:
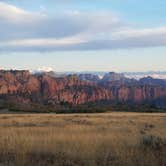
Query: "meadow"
0 112 165 166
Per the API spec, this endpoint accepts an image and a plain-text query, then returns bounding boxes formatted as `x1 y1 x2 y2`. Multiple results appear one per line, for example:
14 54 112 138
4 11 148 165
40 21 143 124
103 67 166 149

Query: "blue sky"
0 0 166 71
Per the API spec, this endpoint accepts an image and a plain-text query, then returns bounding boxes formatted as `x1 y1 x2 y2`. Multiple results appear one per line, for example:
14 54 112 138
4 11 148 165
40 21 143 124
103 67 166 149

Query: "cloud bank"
0 2 166 52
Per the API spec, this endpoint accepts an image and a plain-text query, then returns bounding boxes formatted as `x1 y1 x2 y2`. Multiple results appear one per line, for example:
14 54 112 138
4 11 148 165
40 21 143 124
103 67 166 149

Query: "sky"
0 0 166 72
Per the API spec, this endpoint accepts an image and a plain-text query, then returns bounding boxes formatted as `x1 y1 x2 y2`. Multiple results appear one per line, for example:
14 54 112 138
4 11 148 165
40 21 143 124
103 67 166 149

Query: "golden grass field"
0 112 165 166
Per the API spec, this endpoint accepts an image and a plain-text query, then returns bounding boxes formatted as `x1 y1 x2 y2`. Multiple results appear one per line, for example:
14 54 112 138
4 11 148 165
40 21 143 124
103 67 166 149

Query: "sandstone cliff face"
0 71 110 105
107 85 166 104
0 70 165 106
51 86 111 105
0 70 40 93
40 74 110 104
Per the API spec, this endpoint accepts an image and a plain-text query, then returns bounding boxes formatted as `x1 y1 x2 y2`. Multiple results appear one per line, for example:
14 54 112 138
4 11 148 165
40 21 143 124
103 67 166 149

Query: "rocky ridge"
0 70 165 108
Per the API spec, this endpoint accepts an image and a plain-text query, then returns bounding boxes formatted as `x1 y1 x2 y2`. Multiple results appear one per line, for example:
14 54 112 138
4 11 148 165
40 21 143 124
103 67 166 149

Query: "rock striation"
0 70 166 107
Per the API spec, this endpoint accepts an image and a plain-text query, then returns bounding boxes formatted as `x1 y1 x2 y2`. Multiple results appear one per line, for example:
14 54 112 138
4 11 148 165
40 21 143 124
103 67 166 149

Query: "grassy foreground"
0 112 165 166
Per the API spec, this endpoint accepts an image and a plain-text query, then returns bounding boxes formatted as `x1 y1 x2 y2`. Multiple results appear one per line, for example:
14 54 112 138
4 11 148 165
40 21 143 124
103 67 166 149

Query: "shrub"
140 135 165 150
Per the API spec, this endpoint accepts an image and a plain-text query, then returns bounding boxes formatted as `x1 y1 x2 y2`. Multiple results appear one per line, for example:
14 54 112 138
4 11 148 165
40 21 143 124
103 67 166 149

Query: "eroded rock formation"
0 70 165 107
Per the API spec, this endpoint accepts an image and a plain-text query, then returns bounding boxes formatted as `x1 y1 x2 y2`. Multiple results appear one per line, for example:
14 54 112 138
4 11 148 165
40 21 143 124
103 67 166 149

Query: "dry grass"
0 112 165 166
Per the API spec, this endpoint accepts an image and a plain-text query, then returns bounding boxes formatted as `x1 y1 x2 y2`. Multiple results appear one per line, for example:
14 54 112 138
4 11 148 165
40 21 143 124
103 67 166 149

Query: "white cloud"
0 2 166 52
0 2 43 22
112 27 166 39
0 37 86 48
37 66 54 72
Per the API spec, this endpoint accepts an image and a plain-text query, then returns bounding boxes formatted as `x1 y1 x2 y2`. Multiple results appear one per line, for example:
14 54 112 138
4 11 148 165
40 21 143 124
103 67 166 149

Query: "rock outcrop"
79 74 100 83
0 70 166 107
102 72 125 82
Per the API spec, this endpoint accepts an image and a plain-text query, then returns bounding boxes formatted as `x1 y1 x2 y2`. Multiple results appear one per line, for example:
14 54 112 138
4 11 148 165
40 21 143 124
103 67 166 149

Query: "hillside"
0 70 166 112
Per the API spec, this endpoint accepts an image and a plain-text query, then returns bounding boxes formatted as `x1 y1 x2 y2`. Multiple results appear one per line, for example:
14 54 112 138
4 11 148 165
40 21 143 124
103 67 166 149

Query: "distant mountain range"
33 70 166 80
124 71 166 80
0 70 165 112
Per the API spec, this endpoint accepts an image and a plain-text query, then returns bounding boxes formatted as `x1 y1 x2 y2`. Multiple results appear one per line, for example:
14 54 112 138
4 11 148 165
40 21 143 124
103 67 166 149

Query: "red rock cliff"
0 70 165 106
